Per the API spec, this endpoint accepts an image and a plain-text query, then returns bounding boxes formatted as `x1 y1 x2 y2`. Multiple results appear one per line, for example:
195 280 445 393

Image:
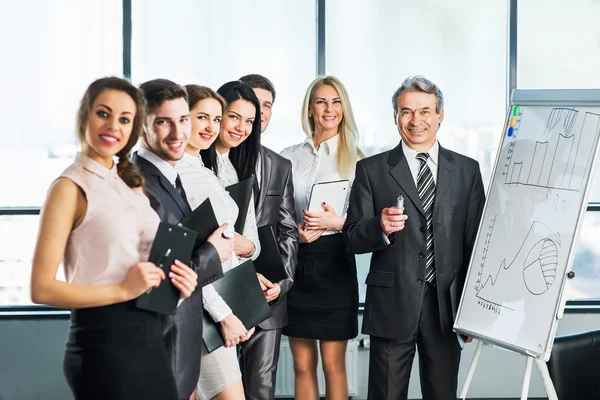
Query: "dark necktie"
175 174 188 204
253 174 260 209
416 153 436 286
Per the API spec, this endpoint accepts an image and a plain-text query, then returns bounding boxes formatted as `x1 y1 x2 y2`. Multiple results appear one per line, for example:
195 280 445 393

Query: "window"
131 0 316 152
326 0 508 302
0 0 122 305
518 0 600 298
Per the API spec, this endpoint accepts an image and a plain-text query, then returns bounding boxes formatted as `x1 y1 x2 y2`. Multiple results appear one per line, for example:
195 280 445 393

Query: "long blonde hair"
301 76 364 179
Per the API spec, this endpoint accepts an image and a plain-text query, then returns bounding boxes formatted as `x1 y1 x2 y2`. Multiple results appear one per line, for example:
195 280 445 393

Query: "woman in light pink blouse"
30 77 198 400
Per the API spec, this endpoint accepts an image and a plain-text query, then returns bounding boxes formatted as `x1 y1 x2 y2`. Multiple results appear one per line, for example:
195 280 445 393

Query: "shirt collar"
401 140 439 166
179 152 203 167
76 152 118 179
138 147 178 186
303 134 339 156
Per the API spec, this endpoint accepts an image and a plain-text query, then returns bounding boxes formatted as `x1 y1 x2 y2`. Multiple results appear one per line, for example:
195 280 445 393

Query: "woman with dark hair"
200 80 262 268
195 81 263 400
175 84 256 400
29 77 198 400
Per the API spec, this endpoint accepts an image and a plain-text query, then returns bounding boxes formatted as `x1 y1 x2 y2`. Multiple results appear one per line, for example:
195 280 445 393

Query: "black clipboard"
179 198 220 250
202 260 272 353
226 175 255 233
254 225 287 282
136 222 197 316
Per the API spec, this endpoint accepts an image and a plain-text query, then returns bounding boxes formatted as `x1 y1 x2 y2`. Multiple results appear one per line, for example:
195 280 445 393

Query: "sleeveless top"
60 153 160 285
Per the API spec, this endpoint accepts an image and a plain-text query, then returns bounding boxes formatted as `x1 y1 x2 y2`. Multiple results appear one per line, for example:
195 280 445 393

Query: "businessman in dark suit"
132 79 233 400
343 76 485 400
238 74 298 400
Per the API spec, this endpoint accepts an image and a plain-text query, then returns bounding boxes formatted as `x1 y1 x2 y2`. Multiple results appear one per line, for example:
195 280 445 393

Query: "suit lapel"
388 144 425 216
256 147 272 216
433 146 456 214
132 152 191 215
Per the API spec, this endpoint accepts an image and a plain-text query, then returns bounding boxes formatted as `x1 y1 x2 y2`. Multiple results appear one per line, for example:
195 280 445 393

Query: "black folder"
179 198 220 250
136 222 197 316
254 225 287 282
202 260 273 352
226 176 255 233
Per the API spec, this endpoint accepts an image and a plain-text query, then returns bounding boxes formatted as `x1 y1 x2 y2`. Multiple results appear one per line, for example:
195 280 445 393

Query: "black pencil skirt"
63 300 178 400
283 234 358 340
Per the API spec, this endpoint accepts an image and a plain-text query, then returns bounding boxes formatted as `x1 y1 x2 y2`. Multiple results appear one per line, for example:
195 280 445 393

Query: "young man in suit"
343 75 485 400
238 74 298 400
132 78 234 400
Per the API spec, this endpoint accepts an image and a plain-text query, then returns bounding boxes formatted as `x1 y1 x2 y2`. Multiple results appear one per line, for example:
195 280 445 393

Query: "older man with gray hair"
343 75 485 399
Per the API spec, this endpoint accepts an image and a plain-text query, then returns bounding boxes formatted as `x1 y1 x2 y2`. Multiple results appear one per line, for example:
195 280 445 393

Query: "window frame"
1 0 598 315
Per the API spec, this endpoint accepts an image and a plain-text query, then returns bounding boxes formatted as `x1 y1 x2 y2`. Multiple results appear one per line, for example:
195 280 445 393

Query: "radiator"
274 339 359 397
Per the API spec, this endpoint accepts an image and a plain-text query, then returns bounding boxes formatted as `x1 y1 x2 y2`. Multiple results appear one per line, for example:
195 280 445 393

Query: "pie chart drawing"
523 239 558 295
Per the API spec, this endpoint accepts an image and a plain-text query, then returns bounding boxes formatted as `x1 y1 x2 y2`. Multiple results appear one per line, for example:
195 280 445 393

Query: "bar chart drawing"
505 108 600 192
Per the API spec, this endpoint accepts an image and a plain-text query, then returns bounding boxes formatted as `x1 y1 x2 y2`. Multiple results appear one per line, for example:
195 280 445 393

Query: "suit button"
417 278 424 284
420 227 426 232
419 252 425 258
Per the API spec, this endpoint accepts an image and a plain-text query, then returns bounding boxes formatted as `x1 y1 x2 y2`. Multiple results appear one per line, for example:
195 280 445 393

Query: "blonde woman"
280 76 363 400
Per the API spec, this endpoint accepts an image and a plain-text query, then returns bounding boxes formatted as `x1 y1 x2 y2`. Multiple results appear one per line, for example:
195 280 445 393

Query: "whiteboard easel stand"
459 341 558 400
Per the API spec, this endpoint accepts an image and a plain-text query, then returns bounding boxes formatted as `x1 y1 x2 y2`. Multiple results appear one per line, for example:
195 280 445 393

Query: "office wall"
0 313 598 400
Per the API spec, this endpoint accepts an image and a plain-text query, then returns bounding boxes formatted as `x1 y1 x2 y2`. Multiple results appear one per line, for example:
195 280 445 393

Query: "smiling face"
187 98 222 154
394 90 444 152
215 99 256 152
143 97 191 165
309 84 343 135
83 89 136 167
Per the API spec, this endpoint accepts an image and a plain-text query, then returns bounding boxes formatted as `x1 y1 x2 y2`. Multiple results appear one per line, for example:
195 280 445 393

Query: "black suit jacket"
131 152 223 398
254 146 298 330
343 143 485 340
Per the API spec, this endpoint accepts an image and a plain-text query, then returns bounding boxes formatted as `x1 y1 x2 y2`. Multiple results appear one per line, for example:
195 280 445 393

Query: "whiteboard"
454 90 600 361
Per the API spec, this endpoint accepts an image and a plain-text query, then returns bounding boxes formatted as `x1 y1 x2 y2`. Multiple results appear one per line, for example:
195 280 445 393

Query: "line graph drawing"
504 108 600 192
476 221 562 312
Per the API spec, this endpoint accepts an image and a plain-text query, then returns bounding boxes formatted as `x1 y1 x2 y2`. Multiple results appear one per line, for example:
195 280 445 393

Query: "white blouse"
215 150 261 261
280 134 353 235
176 153 240 322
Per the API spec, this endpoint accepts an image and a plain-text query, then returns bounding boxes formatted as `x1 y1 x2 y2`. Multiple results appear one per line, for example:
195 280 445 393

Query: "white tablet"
307 180 350 216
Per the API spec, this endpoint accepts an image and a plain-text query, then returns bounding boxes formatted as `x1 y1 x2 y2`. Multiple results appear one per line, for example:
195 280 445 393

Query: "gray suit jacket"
132 152 223 398
254 146 298 330
343 143 485 340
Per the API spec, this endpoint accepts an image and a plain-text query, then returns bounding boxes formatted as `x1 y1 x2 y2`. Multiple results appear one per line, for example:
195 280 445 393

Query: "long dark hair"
76 76 146 188
201 80 261 180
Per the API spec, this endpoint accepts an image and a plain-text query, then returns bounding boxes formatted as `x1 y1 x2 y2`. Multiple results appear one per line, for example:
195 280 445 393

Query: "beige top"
61 153 160 285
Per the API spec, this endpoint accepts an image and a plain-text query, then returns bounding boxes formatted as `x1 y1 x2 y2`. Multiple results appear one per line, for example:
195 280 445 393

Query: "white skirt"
196 343 242 400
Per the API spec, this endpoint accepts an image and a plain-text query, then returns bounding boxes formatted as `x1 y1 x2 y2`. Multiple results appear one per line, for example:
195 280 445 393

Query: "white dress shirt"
280 134 351 236
215 151 261 261
255 151 262 189
176 153 241 322
401 140 439 186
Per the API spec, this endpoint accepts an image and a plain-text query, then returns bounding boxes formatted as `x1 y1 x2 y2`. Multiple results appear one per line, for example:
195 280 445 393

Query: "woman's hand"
298 223 326 244
169 260 198 299
234 232 255 258
240 327 256 342
256 273 281 302
121 262 166 300
220 313 247 347
303 203 345 231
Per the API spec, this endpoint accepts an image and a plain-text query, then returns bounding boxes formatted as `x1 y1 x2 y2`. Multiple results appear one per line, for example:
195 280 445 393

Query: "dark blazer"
343 143 485 340
254 146 298 330
132 152 223 399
